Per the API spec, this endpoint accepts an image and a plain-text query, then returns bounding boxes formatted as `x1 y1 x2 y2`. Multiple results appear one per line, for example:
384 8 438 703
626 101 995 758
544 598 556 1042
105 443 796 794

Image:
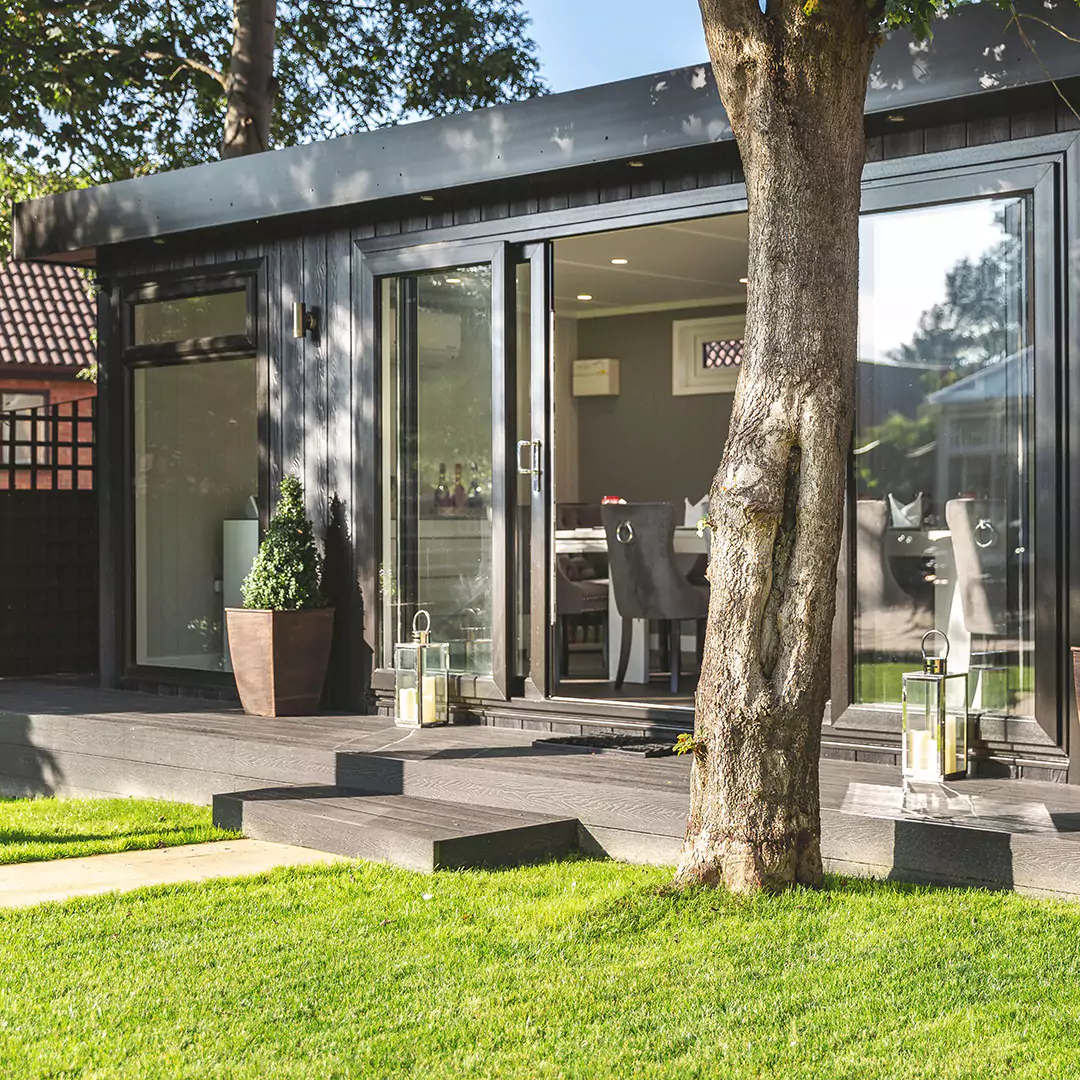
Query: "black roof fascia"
14 0 1080 264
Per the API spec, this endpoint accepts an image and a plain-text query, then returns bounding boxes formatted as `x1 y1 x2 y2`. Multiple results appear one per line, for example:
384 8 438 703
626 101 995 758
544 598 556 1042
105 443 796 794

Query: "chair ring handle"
974 518 996 549
615 521 634 545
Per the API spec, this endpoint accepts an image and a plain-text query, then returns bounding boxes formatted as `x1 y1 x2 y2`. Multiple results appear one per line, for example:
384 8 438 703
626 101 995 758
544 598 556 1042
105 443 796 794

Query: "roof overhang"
14 0 1080 265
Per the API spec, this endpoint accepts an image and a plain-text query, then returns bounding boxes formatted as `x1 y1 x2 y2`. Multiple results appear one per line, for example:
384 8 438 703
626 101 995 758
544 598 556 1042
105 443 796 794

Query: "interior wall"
573 304 742 509
553 316 579 503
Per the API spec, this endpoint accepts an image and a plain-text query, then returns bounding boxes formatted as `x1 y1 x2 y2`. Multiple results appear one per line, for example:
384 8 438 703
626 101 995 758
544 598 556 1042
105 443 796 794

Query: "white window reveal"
672 314 745 396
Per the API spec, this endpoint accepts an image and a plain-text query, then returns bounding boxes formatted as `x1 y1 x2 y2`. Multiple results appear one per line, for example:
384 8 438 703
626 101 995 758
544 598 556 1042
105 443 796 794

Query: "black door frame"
359 239 517 703
354 131 1079 777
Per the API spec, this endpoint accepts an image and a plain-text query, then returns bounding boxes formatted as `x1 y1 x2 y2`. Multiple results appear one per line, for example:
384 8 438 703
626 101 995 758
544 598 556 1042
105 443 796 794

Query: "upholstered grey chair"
601 502 708 693
554 556 608 680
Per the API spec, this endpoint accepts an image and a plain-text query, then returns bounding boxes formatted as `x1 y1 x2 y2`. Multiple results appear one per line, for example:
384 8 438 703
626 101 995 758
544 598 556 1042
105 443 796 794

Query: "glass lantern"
393 610 449 728
902 630 969 782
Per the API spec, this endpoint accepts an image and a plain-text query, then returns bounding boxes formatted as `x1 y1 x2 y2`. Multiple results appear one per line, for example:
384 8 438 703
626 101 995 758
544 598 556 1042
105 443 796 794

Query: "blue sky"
526 1 709 93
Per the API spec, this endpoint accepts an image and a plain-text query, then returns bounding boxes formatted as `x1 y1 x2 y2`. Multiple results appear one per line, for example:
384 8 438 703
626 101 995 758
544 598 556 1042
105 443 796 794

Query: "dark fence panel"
0 398 97 675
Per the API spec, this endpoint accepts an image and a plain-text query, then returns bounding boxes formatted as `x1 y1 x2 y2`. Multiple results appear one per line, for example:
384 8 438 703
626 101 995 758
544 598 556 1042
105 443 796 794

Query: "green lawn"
2 859 1079 1079
0 797 236 864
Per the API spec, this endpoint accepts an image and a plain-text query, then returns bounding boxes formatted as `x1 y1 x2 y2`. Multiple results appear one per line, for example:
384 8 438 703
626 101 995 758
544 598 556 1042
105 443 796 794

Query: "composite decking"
4 678 1080 896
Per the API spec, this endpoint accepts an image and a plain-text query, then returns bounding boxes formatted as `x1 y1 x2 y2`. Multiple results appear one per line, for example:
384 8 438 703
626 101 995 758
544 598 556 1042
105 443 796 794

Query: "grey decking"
5 679 1080 895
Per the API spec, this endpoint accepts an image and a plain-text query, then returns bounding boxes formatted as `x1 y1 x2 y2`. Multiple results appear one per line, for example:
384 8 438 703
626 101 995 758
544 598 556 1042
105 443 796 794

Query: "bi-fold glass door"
372 240 553 702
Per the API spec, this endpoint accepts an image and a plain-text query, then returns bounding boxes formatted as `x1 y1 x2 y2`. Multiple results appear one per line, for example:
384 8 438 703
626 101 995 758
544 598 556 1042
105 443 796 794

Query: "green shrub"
241 476 324 610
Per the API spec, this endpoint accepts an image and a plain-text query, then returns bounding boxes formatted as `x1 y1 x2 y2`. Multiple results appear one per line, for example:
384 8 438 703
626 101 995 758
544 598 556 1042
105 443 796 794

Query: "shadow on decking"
0 717 62 797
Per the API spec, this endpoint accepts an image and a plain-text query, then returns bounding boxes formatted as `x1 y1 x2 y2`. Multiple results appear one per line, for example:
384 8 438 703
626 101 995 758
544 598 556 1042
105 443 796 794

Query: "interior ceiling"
554 213 749 317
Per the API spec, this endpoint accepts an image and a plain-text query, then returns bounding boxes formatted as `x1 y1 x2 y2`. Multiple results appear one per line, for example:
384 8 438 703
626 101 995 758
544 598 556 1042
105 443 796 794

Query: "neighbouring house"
0 261 96 489
10 0 1080 781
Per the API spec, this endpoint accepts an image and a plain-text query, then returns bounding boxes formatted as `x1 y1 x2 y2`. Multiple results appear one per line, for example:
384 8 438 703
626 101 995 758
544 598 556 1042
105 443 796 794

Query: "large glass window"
381 266 494 676
854 196 1033 718
134 357 258 670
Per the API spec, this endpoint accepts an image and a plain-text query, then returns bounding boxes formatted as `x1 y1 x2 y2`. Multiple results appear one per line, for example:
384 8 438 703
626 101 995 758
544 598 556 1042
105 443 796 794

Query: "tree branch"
1005 2 1080 125
95 45 227 89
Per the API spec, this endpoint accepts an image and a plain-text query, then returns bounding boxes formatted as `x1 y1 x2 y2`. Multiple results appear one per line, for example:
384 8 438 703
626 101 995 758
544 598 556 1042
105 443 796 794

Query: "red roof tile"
0 262 95 369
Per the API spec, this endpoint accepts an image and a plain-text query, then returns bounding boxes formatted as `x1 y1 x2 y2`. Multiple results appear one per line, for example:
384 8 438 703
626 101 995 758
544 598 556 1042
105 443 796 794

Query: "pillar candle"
397 686 418 724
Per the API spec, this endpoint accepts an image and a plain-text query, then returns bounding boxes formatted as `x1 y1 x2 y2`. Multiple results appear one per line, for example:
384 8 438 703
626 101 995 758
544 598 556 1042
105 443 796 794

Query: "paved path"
0 840 346 909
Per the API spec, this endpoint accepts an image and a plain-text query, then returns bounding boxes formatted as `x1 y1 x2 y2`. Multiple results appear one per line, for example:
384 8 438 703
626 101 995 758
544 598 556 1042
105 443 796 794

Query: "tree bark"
221 0 278 158
676 0 877 893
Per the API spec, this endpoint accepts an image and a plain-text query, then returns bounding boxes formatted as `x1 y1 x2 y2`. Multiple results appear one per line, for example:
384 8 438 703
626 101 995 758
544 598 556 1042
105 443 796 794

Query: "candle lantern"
393 610 449 728
902 630 969 781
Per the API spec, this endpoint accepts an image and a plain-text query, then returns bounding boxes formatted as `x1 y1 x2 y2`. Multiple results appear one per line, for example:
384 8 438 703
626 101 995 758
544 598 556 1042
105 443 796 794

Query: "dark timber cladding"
12 0 1080 264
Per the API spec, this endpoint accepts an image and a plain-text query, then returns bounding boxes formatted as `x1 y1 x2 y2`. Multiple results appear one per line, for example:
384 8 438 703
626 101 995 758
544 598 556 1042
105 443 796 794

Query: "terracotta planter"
226 607 335 717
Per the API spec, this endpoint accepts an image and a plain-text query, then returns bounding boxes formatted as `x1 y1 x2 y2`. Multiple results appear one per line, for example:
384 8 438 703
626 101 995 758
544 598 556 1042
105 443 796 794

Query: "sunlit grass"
0 797 235 864
1 858 1078 1078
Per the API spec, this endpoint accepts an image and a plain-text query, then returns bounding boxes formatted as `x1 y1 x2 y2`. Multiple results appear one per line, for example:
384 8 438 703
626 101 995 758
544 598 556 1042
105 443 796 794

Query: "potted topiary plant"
225 476 335 717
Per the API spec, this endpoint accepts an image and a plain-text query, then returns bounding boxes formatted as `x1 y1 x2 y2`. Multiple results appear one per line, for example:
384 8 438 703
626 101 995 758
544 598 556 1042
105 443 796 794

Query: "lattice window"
701 339 744 370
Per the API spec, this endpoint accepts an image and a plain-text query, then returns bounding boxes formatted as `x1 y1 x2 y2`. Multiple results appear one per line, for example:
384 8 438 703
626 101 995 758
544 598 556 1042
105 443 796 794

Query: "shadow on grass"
0 824 214 847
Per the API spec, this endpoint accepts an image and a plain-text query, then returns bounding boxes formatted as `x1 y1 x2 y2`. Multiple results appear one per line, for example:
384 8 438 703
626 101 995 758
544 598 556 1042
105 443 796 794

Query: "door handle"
516 439 542 492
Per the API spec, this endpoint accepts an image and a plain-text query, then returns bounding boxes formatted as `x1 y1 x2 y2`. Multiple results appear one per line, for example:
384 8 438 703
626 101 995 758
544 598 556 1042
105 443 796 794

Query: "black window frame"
117 259 266 689
828 149 1072 765
121 264 258 366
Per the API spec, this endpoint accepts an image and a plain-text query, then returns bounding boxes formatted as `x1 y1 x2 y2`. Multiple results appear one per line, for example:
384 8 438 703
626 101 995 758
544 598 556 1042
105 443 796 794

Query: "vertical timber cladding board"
281 236 305 498
303 231 329 537
267 240 283 505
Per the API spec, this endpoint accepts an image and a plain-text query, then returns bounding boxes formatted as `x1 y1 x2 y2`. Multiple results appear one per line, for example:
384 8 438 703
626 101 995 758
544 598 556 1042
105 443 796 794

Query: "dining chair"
601 502 709 693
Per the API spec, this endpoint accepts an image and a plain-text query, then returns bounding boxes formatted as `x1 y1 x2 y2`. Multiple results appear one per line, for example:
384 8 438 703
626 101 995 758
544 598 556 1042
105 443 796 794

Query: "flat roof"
14 0 1080 265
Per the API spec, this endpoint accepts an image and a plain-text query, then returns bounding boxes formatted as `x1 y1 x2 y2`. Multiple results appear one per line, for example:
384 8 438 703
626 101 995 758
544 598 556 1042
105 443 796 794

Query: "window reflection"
854 197 1033 718
382 267 494 677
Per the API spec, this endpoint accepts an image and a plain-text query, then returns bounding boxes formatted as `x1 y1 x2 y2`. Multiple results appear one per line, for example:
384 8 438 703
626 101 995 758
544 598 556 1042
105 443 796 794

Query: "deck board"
6 678 1080 896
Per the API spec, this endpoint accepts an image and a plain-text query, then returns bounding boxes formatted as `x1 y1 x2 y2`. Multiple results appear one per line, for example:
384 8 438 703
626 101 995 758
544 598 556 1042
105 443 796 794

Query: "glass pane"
134 358 258 670
515 261 532 679
382 266 494 677
133 289 247 346
855 197 1033 718
0 392 47 465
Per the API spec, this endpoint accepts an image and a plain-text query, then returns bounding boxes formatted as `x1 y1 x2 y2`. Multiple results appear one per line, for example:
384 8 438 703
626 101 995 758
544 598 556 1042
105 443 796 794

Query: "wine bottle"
452 462 467 511
434 463 450 511
467 461 483 510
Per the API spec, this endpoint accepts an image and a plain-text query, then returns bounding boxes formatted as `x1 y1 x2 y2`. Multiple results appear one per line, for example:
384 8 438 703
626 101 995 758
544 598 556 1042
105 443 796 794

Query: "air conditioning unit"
419 312 461 358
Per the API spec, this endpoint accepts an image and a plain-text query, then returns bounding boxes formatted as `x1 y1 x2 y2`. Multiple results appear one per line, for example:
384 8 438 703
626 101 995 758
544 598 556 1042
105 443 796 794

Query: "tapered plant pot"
226 607 335 717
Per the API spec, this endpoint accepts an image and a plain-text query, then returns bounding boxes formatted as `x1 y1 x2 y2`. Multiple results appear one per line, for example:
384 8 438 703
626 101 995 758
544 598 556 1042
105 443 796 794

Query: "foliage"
242 475 324 611
0 0 545 182
0 161 93 262
2 859 1080 1076
0 797 233 864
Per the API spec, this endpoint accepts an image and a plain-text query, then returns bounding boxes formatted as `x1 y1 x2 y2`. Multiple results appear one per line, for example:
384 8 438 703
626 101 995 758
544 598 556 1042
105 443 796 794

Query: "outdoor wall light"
739 277 749 284
445 277 462 284
627 160 645 168
576 294 593 301
611 258 629 265
420 194 436 202
293 301 318 339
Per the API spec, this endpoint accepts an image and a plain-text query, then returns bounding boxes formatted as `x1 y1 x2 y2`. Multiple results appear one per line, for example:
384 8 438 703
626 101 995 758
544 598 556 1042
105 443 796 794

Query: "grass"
0 797 236 864
2 859 1080 1079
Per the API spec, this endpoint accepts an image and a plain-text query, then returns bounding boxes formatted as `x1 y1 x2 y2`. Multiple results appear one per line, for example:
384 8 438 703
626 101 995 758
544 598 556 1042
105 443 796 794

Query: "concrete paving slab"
0 839 347 909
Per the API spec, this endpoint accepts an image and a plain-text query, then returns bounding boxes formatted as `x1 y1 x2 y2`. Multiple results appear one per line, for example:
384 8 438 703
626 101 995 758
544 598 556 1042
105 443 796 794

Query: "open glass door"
513 242 554 699
377 242 515 701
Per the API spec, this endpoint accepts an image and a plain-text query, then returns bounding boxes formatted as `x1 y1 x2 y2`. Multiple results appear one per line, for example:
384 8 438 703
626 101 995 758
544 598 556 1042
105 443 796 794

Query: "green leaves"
241 475 325 611
1 0 545 186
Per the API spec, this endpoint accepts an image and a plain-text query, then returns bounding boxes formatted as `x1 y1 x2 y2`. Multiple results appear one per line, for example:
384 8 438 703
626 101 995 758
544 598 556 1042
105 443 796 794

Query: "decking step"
213 786 580 872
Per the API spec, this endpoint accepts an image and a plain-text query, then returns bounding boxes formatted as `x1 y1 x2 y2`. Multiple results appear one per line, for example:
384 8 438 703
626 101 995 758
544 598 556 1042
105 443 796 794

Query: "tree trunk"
676 0 877 893
221 0 278 158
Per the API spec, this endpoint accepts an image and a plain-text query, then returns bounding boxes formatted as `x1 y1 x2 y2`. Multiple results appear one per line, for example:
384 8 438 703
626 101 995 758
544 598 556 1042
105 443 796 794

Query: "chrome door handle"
516 439 542 492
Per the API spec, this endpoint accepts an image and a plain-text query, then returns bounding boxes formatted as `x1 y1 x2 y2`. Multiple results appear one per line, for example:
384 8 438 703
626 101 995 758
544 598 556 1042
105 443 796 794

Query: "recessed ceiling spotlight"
739 277 749 284
610 258 629 266
577 294 594 301
445 277 462 284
